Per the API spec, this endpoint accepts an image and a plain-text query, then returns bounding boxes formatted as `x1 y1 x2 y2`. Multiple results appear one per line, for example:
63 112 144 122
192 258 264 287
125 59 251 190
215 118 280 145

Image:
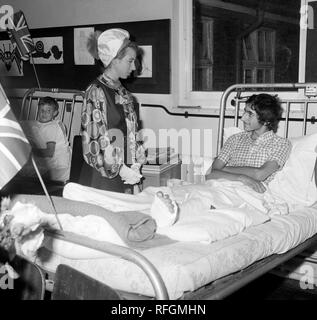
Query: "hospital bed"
7 83 317 300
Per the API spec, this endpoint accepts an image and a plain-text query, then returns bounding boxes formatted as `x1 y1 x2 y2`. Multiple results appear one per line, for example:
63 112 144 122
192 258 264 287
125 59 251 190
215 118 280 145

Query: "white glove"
130 163 141 174
119 164 142 185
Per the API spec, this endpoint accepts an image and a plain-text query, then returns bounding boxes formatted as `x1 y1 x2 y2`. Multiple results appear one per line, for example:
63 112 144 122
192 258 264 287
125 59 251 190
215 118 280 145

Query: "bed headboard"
217 83 317 156
20 88 85 148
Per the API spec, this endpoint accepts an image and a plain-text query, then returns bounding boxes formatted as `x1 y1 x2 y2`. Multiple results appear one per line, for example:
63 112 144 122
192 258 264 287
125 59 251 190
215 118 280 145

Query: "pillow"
290 133 317 152
268 133 317 207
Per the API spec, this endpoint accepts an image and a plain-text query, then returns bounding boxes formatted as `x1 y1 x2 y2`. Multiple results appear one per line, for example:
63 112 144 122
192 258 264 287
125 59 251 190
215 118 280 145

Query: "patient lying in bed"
0 176 278 259
1 149 315 260
1 128 316 259
1 171 277 256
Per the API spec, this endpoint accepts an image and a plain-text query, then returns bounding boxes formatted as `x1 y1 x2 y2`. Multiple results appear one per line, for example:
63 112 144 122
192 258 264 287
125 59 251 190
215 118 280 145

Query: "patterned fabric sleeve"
268 138 292 168
81 84 123 179
216 133 238 164
117 85 147 167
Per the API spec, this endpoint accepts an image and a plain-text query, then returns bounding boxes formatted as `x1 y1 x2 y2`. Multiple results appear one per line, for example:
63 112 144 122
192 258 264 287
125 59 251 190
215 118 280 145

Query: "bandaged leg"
150 192 179 228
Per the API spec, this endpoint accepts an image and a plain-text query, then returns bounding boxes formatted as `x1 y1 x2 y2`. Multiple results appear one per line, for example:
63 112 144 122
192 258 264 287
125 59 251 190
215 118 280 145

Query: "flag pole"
31 156 63 230
30 54 42 91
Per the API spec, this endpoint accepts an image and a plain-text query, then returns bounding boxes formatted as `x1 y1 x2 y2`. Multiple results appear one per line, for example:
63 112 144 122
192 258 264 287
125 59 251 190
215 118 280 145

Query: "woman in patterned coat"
82 28 146 193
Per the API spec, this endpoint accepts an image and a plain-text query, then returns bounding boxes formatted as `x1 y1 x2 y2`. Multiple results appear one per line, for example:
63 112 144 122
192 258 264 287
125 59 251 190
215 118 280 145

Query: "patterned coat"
81 74 146 179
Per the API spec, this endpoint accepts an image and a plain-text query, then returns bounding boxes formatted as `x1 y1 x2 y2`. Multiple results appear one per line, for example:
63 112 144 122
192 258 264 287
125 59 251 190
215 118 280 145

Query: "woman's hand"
119 164 143 185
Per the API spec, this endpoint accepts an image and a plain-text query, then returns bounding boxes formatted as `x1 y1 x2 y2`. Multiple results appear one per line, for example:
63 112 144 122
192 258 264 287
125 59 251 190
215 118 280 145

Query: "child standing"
21 97 71 182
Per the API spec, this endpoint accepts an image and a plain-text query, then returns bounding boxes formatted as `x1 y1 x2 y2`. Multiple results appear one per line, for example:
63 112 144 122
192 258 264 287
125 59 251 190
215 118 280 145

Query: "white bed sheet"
34 204 317 300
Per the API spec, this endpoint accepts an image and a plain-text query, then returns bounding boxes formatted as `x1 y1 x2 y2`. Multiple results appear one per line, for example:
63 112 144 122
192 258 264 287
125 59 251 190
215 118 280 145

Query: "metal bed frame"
15 83 317 300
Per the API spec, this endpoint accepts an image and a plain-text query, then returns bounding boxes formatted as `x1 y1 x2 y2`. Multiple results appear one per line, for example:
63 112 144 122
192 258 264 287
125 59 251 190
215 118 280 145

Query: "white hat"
97 28 130 67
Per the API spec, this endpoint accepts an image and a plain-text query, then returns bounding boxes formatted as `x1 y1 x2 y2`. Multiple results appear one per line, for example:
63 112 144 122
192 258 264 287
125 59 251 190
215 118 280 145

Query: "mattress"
35 205 317 300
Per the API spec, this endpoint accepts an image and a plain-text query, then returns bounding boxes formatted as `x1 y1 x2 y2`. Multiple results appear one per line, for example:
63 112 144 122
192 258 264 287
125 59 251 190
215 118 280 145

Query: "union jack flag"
0 83 31 190
7 11 35 61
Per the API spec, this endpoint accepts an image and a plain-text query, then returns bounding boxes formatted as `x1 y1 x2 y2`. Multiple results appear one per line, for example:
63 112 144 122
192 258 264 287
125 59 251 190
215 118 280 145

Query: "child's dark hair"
38 96 59 112
246 94 283 132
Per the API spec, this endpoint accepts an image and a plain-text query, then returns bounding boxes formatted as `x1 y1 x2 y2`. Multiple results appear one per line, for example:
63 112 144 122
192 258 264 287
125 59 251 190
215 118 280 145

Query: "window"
242 28 275 84
174 0 304 108
193 16 214 90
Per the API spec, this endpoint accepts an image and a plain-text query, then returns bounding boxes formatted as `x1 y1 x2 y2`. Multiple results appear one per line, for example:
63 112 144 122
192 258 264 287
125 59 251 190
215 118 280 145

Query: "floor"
226 273 317 300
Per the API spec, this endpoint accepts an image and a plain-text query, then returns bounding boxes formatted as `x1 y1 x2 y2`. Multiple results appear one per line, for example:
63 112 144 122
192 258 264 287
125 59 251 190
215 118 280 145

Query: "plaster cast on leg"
150 192 179 228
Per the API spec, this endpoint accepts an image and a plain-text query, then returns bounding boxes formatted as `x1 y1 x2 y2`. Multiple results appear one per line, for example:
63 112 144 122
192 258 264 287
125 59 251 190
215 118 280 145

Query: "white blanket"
63 180 289 244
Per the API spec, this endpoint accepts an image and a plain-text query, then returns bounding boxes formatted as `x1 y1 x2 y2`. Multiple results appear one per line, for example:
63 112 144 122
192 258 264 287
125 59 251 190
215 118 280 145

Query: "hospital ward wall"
4 0 219 159
4 0 317 162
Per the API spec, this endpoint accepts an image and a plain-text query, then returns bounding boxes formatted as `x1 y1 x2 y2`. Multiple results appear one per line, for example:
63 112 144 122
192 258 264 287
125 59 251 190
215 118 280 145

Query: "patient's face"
38 104 57 123
241 104 263 132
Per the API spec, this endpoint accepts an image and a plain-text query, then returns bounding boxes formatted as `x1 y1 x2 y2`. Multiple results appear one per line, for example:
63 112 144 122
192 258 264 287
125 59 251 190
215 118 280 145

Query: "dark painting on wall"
0 19 170 94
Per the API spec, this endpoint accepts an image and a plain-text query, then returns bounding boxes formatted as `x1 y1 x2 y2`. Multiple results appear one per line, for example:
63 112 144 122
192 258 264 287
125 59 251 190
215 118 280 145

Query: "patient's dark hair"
38 96 59 112
246 94 283 132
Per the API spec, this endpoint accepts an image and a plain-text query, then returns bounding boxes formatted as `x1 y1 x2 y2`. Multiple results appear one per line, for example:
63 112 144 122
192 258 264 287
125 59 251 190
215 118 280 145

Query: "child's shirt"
21 120 71 182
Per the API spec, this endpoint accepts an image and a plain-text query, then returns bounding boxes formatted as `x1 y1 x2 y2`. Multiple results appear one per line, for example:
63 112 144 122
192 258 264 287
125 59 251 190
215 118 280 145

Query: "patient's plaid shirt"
217 131 292 183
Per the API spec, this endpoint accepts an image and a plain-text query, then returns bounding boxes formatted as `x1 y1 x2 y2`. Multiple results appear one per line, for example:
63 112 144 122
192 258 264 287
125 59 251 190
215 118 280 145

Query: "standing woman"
81 28 146 193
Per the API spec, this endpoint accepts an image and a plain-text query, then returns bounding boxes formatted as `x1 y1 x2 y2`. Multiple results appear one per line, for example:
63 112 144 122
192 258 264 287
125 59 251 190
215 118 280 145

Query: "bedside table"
141 160 181 188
